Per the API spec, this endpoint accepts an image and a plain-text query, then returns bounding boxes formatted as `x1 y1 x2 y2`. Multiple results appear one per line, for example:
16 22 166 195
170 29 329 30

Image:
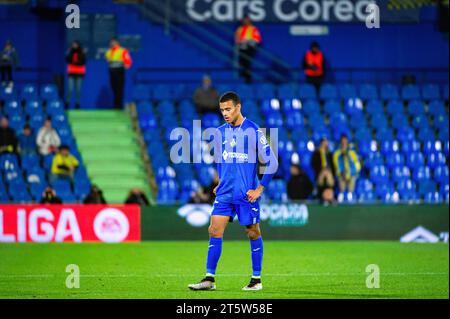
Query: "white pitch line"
0 272 447 278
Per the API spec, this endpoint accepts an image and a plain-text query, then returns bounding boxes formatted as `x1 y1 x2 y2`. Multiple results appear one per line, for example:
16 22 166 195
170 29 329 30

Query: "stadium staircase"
68 110 153 203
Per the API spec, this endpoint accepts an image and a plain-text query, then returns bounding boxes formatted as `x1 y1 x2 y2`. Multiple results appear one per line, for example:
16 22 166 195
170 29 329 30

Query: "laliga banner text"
0 205 140 243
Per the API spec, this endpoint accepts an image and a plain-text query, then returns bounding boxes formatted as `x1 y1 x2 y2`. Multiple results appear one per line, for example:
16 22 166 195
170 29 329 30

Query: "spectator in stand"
83 185 107 204
18 124 37 156
287 164 313 200
125 188 150 206
311 137 335 203
0 116 17 155
235 15 262 83
302 41 325 93
190 174 219 204
105 37 132 109
0 40 19 87
36 118 61 156
40 187 63 204
193 74 220 115
65 40 86 109
50 145 79 183
333 134 361 194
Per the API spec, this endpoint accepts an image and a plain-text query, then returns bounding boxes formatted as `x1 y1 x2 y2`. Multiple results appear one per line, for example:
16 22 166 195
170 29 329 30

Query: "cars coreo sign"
0 205 140 243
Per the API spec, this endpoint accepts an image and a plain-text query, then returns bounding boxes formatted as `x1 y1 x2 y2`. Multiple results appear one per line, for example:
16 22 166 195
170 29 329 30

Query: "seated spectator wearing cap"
0 116 17 155
18 124 37 156
36 118 61 156
125 188 150 206
50 145 79 183
311 137 335 202
333 135 361 194
287 164 313 200
193 74 220 115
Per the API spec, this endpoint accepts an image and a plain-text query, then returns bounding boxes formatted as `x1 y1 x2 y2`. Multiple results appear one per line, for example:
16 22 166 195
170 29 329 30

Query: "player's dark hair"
219 91 241 106
340 134 348 141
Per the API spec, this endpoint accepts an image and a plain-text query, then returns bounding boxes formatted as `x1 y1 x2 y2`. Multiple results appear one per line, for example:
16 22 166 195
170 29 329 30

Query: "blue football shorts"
211 199 260 226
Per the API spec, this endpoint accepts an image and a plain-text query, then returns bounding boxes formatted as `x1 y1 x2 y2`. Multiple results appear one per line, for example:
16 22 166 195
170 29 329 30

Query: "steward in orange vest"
302 41 325 92
65 41 86 109
105 38 132 109
235 15 262 83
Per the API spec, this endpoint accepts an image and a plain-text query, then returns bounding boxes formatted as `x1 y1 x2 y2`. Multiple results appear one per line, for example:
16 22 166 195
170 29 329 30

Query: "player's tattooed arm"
246 185 265 203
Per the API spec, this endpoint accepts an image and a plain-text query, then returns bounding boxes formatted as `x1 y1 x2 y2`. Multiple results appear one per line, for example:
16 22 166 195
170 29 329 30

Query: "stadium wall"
0 1 448 108
141 204 449 241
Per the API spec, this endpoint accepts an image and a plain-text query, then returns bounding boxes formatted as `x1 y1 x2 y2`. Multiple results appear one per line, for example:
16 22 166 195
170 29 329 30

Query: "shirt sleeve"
256 129 278 188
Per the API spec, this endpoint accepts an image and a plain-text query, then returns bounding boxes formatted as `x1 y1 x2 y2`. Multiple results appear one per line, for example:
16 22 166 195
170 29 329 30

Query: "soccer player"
188 92 278 291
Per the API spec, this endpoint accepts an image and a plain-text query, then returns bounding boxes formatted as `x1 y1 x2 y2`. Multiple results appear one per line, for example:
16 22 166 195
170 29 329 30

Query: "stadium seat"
413 166 431 182
423 140 443 156
443 84 449 101
359 84 378 100
407 100 425 116
428 100 446 116
426 152 446 169
255 83 275 100
411 114 430 130
25 99 43 116
277 83 298 99
380 84 399 100
407 152 425 170
338 84 357 99
402 84 421 100
261 98 281 115
376 128 394 141
298 84 316 99
370 165 389 184
319 84 338 100
424 191 441 203
132 84 151 101
366 100 384 116
390 113 409 130
434 165 449 185
285 111 304 129
396 127 416 144
236 84 254 99
29 113 45 131
0 85 17 102
385 153 405 169
20 84 38 102
323 100 341 115
365 152 384 169
386 100 404 116
4 99 22 116
433 114 449 131
40 84 58 101
303 99 320 116
391 166 411 183
418 180 437 196
422 84 440 100
344 98 364 116
417 127 436 142
46 99 65 116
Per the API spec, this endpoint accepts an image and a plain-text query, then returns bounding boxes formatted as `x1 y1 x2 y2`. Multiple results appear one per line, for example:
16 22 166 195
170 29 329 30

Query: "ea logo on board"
93 208 130 242
177 204 212 227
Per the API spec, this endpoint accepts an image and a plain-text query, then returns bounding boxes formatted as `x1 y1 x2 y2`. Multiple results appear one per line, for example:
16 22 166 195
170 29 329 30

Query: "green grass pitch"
0 241 448 299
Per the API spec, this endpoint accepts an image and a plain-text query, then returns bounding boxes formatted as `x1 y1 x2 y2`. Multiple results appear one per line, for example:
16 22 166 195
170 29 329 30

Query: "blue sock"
250 237 263 277
206 237 223 276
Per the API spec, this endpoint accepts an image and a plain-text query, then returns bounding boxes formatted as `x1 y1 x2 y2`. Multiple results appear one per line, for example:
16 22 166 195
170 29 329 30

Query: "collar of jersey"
227 117 246 131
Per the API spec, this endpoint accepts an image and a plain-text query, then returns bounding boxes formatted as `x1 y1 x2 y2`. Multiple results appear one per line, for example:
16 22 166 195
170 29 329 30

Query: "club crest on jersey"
230 138 237 147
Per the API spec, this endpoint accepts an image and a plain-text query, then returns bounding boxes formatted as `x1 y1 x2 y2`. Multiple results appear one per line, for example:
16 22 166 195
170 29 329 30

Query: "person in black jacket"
40 187 63 204
287 165 313 200
125 188 150 206
311 138 335 203
83 185 107 204
65 41 86 109
0 116 18 154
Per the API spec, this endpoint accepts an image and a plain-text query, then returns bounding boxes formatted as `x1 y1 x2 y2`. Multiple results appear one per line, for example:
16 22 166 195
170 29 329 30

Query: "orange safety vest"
67 52 86 75
304 50 324 77
237 25 262 44
105 46 132 68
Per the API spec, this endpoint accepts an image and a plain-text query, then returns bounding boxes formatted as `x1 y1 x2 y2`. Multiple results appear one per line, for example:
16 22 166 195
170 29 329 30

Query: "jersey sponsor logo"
222 151 249 162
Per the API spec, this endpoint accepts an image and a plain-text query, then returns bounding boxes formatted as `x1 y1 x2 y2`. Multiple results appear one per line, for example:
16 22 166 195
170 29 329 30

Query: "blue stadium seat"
298 84 316 99
386 100 404 115
391 166 411 183
418 180 436 196
0 86 17 102
25 99 43 116
132 84 151 101
261 98 281 115
407 152 425 170
8 113 25 133
407 100 425 116
358 191 376 203
433 114 449 131
412 166 431 182
74 181 91 201
357 139 376 158
40 84 58 101
434 166 449 185
380 84 399 100
401 140 421 155
21 84 38 102
422 84 440 100
396 127 416 144
354 127 372 144
323 100 341 115
380 140 400 156
370 165 389 184
365 152 384 169
236 84 254 99
397 180 418 202
440 183 449 201
29 113 45 131
26 166 47 185
411 114 430 130
0 153 19 172
291 129 309 144
385 153 405 169
51 179 72 193
376 128 394 141
443 84 449 100
303 99 320 116
4 99 22 116
417 127 436 142
423 140 443 156
282 98 302 115
319 84 337 100
311 126 331 143
370 114 389 130
152 84 173 101
338 84 357 99
375 182 395 200
46 99 65 116
285 111 304 130
255 83 275 99
349 112 367 130
344 98 364 116
359 84 378 100
428 100 446 116
424 191 442 203
366 100 384 116
356 178 374 195
390 113 409 130
202 113 221 128
426 152 446 169
402 84 421 100
29 183 46 201
278 83 298 99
